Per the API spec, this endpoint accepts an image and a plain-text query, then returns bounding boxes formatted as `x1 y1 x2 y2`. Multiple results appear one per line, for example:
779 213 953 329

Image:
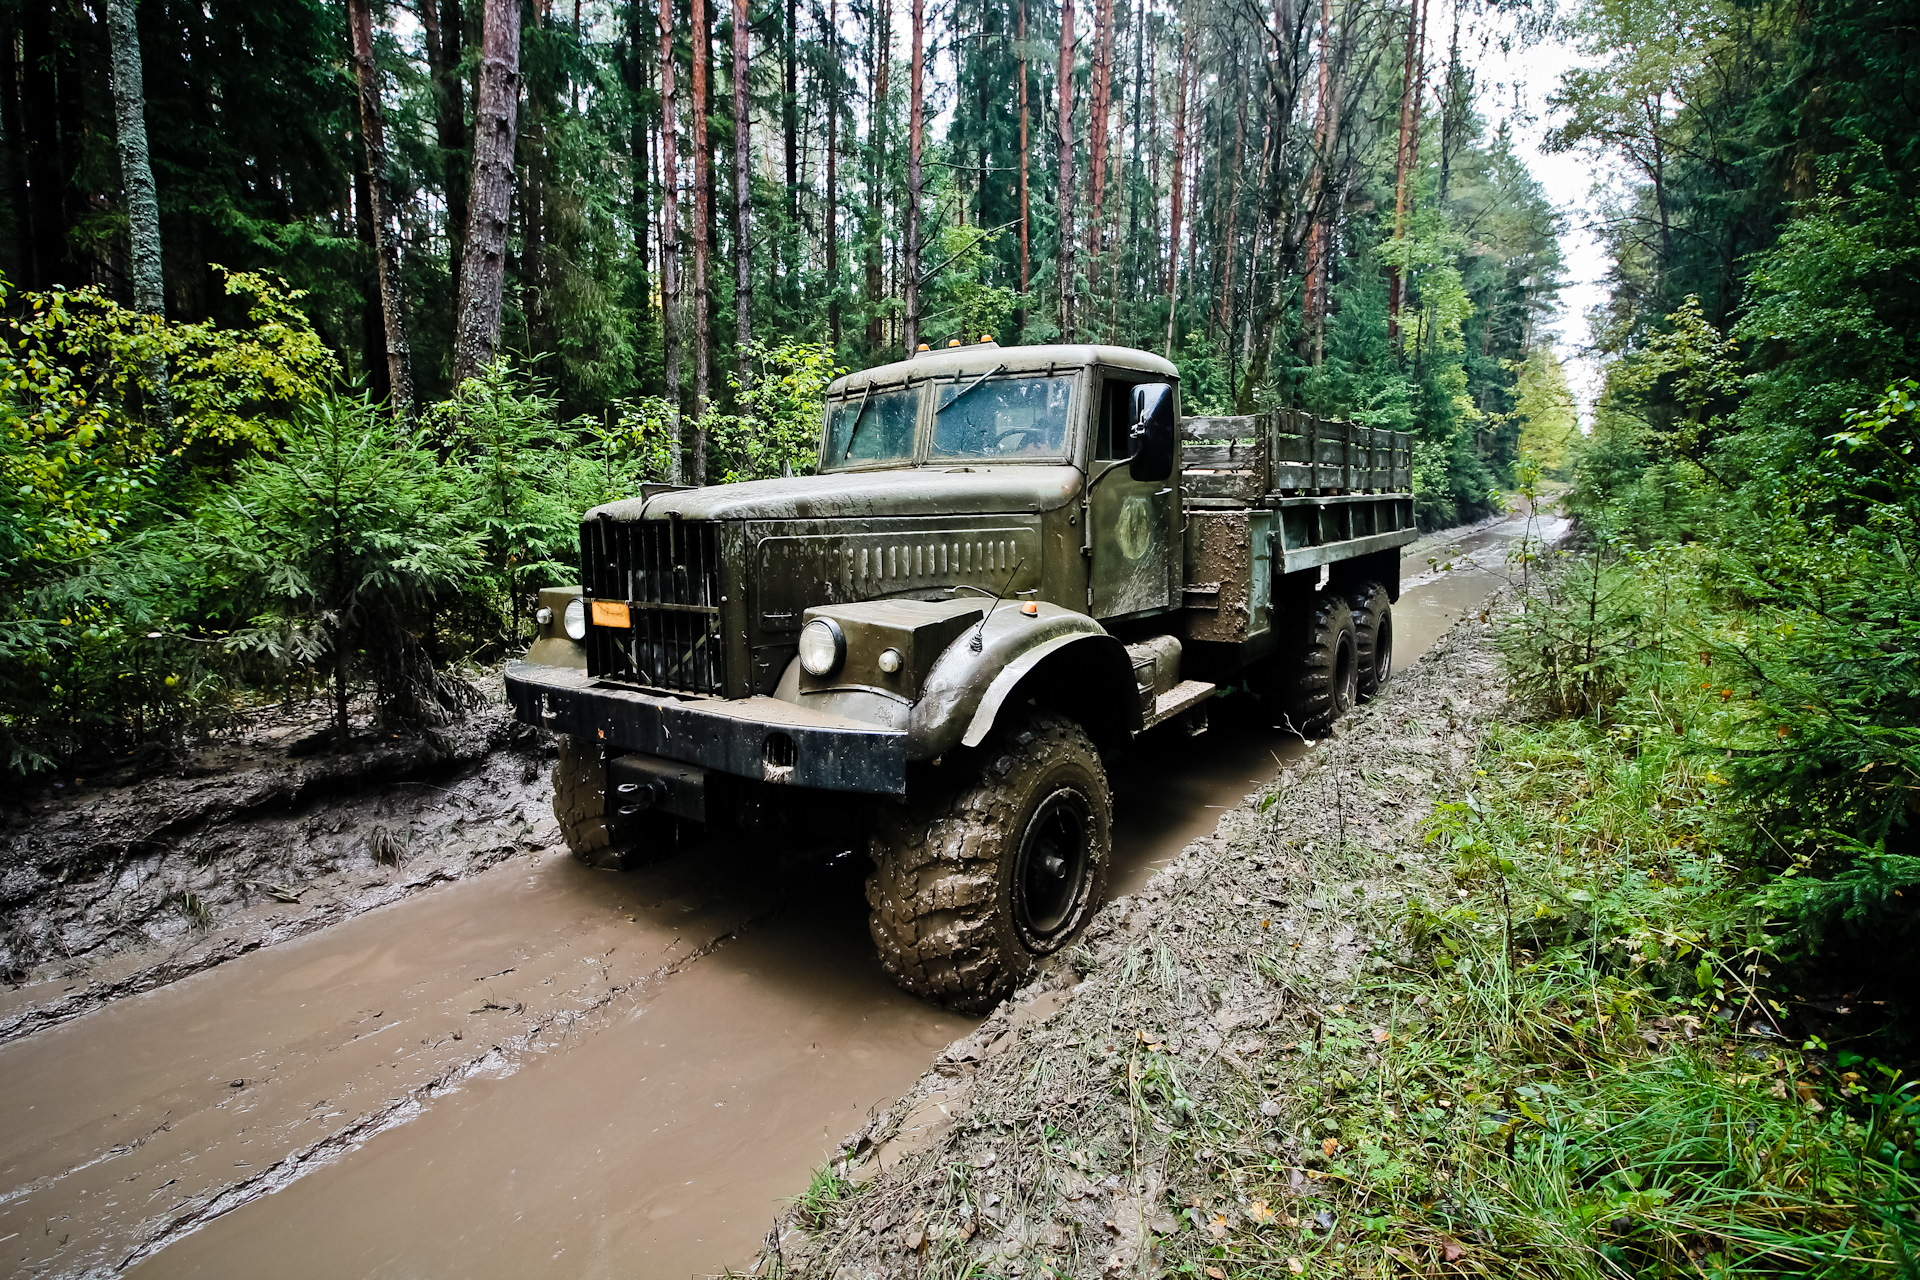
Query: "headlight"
535 606 553 626
563 597 588 641
798 618 845 676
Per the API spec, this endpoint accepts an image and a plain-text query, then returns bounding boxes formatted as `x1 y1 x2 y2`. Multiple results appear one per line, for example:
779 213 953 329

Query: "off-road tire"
866 710 1111 1012
1343 580 1394 702
1283 592 1357 737
552 736 677 869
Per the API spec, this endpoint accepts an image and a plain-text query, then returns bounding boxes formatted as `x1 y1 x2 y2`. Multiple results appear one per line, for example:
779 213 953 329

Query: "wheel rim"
1375 613 1393 685
1336 633 1357 709
1012 788 1094 949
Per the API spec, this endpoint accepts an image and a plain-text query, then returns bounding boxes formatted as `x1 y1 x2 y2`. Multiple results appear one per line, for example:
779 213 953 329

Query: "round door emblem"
1116 494 1153 560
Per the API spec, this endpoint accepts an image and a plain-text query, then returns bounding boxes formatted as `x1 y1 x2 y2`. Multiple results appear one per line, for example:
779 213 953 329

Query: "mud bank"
0 703 555 1040
756 599 1515 1279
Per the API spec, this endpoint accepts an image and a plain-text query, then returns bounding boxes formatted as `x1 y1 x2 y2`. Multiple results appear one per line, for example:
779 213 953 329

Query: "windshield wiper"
840 383 875 460
935 363 1006 414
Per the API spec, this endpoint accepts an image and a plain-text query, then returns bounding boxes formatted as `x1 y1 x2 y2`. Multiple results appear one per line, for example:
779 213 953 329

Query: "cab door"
1088 371 1179 619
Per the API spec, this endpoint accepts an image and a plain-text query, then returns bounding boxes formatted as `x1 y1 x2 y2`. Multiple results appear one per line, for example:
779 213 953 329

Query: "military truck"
506 341 1416 1009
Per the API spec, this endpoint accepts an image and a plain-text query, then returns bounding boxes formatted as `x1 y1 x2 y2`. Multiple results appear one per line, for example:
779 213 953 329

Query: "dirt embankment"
0 702 557 1041
759 602 1512 1279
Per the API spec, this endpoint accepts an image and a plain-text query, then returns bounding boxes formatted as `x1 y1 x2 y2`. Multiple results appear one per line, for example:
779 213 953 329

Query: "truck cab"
507 341 1415 1010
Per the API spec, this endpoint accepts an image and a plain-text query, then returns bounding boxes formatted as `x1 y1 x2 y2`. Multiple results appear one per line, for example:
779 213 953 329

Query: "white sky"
1461 5 1613 422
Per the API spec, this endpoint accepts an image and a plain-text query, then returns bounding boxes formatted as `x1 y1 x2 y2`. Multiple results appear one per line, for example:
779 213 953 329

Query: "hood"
586 465 1085 523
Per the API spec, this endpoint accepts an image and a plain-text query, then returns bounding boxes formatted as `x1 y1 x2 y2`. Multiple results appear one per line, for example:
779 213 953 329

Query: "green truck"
507 340 1416 1009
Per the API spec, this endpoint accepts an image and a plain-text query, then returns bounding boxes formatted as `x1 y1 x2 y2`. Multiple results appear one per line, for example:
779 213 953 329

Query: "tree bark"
1084 0 1112 259
626 0 651 327
863 0 888 354
904 0 924 352
348 0 415 420
453 0 522 386
1387 0 1423 340
420 0 468 299
659 0 684 480
691 0 712 479
20 2 66 291
1055 0 1075 336
784 0 798 224
104 0 173 432
1164 17 1190 354
1015 0 1029 339
825 0 840 348
732 0 752 391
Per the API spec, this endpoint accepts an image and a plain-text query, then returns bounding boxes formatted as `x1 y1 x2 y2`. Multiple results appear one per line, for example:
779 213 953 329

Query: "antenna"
970 557 1027 652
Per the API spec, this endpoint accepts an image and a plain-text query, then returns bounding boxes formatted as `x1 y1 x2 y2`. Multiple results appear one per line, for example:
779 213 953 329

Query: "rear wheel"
552 736 675 869
1344 581 1394 701
1280 592 1357 737
866 709 1111 1012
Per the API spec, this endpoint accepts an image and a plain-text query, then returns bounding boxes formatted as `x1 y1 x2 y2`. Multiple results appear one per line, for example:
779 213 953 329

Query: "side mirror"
1128 383 1177 482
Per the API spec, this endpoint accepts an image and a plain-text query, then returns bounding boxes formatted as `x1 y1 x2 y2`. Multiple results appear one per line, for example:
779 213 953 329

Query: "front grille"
581 516 725 694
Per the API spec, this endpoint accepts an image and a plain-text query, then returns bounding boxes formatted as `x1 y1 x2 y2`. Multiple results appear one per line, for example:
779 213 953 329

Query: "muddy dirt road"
0 509 1558 1280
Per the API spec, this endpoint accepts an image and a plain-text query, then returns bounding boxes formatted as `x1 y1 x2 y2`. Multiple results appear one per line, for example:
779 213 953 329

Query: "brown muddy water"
0 508 1562 1280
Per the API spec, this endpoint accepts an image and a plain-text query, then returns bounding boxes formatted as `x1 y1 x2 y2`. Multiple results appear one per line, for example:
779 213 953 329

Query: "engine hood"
586 465 1085 523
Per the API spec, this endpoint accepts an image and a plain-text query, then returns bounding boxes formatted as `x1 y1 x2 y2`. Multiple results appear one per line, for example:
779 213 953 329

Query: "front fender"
909 604 1139 758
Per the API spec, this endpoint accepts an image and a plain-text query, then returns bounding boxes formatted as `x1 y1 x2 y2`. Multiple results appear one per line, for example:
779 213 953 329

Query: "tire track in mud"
113 908 770 1273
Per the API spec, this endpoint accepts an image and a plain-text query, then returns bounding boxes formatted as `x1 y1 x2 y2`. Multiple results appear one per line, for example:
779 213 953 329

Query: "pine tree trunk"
904 0 924 353
104 0 173 433
1164 19 1189 355
348 0 415 420
1015 0 1029 339
784 0 798 224
421 0 468 300
1055 0 1075 336
1084 0 1112 259
627 0 651 327
453 0 522 386
864 0 888 354
826 0 840 348
20 3 65 291
659 0 684 480
1387 0 1422 340
732 0 752 392
691 0 711 479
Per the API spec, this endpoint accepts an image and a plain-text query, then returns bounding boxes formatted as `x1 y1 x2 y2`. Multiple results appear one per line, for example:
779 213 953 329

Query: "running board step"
1144 679 1216 732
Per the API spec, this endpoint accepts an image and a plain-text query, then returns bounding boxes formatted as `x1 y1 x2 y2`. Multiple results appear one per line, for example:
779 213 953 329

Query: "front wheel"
866 710 1111 1012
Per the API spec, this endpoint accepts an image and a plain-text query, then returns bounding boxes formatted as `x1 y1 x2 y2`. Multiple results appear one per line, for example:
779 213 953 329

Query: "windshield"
822 386 918 467
930 375 1072 461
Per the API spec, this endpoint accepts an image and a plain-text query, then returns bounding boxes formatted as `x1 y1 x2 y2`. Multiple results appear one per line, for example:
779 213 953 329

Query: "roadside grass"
1206 553 1920 1278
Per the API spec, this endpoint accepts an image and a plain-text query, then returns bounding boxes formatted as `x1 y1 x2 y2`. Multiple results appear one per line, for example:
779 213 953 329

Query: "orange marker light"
948 339 962 347
916 343 930 351
1020 601 1039 616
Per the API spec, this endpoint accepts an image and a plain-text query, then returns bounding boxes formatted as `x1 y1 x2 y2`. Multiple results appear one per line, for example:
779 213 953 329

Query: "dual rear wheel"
1265 579 1396 737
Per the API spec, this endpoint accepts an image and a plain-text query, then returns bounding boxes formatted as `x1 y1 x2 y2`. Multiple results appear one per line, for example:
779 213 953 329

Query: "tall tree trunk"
863 0 888 353
1164 16 1189 354
1084 0 1112 259
1300 0 1330 353
784 0 798 224
1387 0 1423 341
659 0 684 480
825 0 840 348
104 0 172 432
0 28 27 288
421 0 468 299
904 0 924 352
1055 0 1075 336
626 0 651 330
691 0 711 479
20 2 65 290
353 138 389 405
1015 0 1030 339
453 0 522 385
348 0 415 420
732 0 752 391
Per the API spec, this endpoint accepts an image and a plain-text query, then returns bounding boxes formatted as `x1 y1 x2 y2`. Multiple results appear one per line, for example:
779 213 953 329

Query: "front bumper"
505 662 909 795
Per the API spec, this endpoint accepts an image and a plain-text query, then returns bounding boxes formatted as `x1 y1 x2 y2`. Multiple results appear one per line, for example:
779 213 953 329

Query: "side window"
1095 378 1139 460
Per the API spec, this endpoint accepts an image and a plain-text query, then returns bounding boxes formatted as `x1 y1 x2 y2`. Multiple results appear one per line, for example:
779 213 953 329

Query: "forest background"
0 0 1572 773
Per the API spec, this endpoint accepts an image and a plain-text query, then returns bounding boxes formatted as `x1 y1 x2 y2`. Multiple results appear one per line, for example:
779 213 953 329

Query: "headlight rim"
798 617 847 677
563 596 588 641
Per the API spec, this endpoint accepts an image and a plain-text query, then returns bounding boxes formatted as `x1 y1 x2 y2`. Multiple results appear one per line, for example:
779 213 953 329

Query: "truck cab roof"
825 342 1179 397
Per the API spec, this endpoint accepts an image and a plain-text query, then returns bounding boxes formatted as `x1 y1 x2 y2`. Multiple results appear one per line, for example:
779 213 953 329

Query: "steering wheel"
994 427 1046 451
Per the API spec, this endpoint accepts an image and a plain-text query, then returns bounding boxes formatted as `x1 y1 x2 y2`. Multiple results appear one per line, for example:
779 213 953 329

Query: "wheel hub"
1012 788 1093 949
